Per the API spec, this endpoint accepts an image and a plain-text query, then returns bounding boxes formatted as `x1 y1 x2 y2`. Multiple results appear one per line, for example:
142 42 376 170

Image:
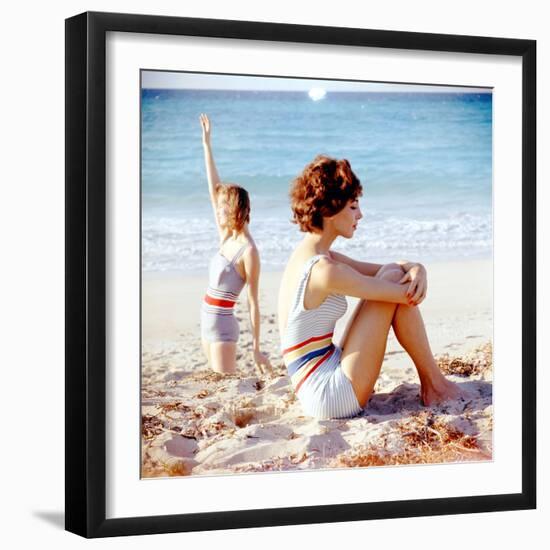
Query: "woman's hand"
398 263 427 306
199 113 211 146
253 349 273 375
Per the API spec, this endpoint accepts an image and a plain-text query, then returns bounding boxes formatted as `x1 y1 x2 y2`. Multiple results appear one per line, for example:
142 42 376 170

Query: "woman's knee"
376 263 404 283
376 262 404 275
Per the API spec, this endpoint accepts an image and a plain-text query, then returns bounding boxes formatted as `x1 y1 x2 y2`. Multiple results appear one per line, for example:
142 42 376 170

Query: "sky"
141 70 492 93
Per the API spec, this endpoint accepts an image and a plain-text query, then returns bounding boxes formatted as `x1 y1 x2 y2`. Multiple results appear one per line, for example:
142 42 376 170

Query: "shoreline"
142 257 493 354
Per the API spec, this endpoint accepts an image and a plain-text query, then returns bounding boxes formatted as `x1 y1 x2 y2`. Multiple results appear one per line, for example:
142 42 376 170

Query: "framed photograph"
65 11 536 538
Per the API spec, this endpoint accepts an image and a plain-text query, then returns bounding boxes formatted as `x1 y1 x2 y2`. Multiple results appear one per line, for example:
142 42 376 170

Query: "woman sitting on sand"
278 155 467 419
199 114 271 375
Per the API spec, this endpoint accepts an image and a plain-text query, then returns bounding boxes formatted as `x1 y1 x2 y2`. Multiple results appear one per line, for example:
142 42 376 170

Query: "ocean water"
141 89 492 274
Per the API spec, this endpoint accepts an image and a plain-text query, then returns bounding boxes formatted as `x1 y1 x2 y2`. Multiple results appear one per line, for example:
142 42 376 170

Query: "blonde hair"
216 183 251 232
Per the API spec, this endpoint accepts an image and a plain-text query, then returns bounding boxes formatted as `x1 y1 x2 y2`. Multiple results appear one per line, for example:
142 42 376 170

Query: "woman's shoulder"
287 248 335 268
317 251 338 264
239 238 259 266
283 252 336 288
306 253 344 291
309 251 339 271
221 234 253 251
241 236 257 254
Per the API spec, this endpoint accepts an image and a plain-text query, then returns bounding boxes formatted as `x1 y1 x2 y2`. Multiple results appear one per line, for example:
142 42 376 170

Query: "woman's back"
205 244 247 301
278 250 334 336
201 242 248 344
280 254 347 379
277 252 360 419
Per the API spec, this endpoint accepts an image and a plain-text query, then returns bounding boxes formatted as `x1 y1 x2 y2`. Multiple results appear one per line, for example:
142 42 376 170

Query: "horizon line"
142 87 492 94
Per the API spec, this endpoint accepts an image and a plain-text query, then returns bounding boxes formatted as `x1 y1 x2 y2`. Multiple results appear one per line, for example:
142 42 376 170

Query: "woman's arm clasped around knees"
396 261 428 305
313 256 425 307
327 250 428 306
327 249 384 277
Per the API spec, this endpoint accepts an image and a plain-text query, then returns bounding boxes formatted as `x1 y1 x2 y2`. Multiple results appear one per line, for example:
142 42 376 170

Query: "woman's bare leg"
340 267 400 407
373 264 466 404
201 340 237 374
391 299 465 405
201 339 211 364
340 263 466 407
210 342 237 374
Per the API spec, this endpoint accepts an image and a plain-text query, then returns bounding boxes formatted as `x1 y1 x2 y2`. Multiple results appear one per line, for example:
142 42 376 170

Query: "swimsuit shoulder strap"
289 254 329 314
230 243 249 266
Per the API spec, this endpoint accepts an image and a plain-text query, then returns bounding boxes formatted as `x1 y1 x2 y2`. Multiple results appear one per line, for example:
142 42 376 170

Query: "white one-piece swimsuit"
281 254 363 419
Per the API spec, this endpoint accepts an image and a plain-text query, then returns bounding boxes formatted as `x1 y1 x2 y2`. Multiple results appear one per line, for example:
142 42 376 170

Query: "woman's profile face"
327 199 362 238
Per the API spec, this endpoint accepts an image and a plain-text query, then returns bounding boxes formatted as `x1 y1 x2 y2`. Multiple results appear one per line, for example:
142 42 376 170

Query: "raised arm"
199 113 224 240
243 246 272 374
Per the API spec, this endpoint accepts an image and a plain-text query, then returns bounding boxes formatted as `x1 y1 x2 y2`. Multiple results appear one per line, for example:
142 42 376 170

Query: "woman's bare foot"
421 376 470 407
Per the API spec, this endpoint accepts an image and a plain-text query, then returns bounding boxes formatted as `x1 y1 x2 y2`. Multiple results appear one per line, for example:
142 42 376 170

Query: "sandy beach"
141 258 493 477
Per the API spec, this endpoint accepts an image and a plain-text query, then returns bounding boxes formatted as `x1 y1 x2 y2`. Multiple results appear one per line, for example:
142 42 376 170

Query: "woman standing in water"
199 114 271 375
278 155 467 419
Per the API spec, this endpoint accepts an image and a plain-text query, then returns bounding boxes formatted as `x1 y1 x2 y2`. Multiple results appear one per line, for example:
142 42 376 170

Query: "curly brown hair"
290 155 362 232
216 183 250 232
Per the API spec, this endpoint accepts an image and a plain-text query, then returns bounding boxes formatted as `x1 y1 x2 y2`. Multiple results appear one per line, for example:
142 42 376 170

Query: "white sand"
141 258 493 477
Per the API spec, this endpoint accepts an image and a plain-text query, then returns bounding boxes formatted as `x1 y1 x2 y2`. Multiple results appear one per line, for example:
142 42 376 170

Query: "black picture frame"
65 10 536 538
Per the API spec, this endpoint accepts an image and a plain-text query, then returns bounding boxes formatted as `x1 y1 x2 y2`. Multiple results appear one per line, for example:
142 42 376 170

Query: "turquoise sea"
141 88 492 273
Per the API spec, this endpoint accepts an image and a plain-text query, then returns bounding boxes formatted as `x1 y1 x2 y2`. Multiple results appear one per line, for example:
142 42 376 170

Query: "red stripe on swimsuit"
203 294 236 308
282 332 334 355
294 346 336 393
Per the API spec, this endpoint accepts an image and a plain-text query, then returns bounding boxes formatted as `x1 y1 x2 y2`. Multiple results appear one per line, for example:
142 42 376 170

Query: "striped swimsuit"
281 254 363 419
201 243 248 343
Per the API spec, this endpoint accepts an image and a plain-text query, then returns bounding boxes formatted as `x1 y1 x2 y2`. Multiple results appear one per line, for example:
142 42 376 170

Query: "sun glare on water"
308 88 327 101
